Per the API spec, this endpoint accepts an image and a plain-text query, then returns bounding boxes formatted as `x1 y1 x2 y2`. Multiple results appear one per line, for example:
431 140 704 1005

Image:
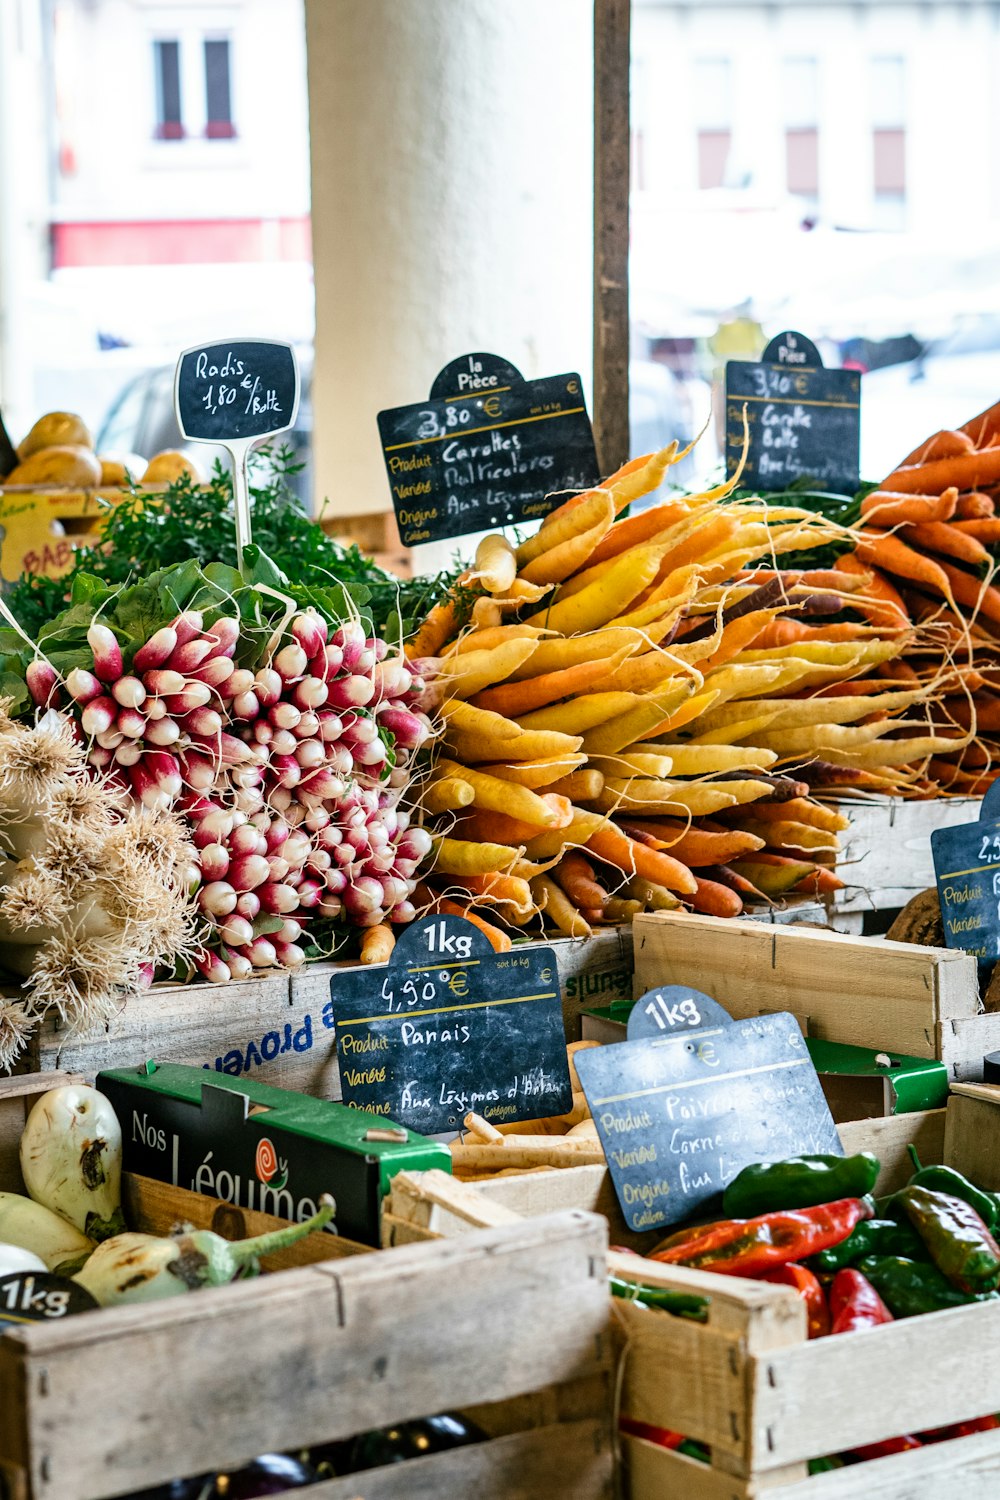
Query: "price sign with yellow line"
330 913 572 1133
377 351 600 546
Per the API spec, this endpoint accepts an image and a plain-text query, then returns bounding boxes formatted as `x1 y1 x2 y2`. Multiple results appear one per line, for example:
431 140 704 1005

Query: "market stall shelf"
0 1079 613 1500
386 1088 1000 1500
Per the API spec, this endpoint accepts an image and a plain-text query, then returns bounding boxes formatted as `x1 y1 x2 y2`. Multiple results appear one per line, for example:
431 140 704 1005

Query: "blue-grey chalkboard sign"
575 1010 841 1232
377 352 600 546
931 802 1000 968
331 914 573 1133
725 330 861 496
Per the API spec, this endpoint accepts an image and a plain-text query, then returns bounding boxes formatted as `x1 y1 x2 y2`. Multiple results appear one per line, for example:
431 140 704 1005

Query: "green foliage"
4 449 459 641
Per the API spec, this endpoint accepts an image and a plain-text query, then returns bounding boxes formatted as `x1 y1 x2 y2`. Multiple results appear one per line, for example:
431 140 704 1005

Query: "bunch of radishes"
30 604 435 981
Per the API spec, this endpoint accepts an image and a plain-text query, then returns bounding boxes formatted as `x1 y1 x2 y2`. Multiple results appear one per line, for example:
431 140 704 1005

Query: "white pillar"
305 0 594 529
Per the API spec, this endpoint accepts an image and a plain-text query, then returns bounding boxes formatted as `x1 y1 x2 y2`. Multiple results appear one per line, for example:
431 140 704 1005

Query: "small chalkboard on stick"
576 1003 841 1232
377 352 600 546
725 330 861 496
174 338 300 568
331 914 573 1134
931 785 1000 967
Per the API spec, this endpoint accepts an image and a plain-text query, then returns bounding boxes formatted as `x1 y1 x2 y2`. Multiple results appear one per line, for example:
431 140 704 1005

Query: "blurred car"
861 319 1000 481
97 351 314 503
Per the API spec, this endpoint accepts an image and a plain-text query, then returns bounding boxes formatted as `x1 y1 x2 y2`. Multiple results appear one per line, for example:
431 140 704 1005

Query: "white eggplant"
20 1085 125 1241
0 1192 94 1272
0 1243 47 1276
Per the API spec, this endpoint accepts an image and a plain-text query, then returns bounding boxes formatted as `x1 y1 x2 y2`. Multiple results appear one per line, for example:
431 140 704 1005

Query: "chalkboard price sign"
575 1009 841 1232
931 800 1000 967
331 914 573 1133
0 1272 98 1327
725 330 861 496
377 352 600 546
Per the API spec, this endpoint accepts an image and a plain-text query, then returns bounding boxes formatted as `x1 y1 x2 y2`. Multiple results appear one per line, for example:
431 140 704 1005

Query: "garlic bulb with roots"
0 704 199 1069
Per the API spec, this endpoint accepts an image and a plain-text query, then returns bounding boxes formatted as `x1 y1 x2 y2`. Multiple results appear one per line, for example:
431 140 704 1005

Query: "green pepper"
722 1152 880 1218
810 1217 926 1273
897 1186 1000 1293
677 1439 710 1464
904 1145 1000 1231
609 1275 709 1322
808 1456 845 1475
857 1255 1000 1318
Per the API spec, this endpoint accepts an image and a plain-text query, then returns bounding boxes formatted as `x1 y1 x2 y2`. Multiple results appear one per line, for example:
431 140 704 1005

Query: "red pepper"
650 1198 873 1278
759 1263 831 1339
619 1415 685 1449
848 1435 922 1462
829 1269 893 1334
920 1414 1000 1443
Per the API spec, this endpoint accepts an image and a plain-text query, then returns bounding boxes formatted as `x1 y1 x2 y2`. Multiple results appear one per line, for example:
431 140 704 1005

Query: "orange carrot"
882 449 1000 496
702 611 773 670
955 493 996 519
586 500 692 566
458 793 574 845
446 874 534 908
936 560 1000 626
648 515 738 588
406 597 459 659
896 429 975 468
860 489 959 526
833 553 909 628
690 876 742 918
586 823 698 895
435 898 512 952
620 819 765 866
541 453 652 529
793 867 844 895
907 521 992 568
952 519 1000 543
960 401 1000 450
750 619 868 649
472 652 627 718
854 531 955 600
554 851 609 910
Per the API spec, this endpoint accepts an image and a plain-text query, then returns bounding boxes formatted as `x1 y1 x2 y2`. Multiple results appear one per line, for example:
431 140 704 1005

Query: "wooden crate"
17 929 635 1092
0 1076 613 1500
386 1087 1000 1498
833 796 977 918
632 910 999 1082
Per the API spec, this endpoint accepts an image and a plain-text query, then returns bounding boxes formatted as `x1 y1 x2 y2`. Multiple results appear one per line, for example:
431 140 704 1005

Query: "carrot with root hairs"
751 620 869 649
518 498 616 586
620 820 765 866
935 560 1000 627
860 489 959 526
406 598 460 659
435 757 571 825
456 793 573 845
554 851 610 911
472 645 632 717
515 488 625 568
432 836 523 876
547 769 605 800
539 441 683 531
833 553 910 628
471 534 517 595
952 519 1000 543
907 522 992 568
586 822 699 895
444 624 547 657
882 448 1000 495
955 493 996 519
586 499 695 566
434 899 512 952
531 875 591 937
854 531 956 604
474 754 587 788
446 874 535 912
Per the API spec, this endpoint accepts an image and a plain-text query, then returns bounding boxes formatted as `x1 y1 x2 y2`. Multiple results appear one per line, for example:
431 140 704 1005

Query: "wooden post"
592 0 631 474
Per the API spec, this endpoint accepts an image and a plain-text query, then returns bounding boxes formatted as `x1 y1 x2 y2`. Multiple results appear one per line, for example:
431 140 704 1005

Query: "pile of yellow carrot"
835 401 1000 795
405 441 939 942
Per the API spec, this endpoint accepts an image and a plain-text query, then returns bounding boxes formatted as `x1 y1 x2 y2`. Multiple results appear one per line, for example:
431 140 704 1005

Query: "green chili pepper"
897 1186 1000 1293
857 1255 1000 1318
810 1217 926 1273
904 1145 1000 1231
722 1152 879 1218
609 1275 709 1322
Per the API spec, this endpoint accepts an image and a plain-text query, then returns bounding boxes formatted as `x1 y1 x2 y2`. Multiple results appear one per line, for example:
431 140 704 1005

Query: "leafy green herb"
5 449 459 641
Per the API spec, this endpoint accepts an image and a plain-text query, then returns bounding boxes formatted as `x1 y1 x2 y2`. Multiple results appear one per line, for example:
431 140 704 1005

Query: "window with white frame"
151 31 236 142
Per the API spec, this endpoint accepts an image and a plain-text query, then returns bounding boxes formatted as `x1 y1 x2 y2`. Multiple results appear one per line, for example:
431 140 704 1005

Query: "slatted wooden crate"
833 796 977 919
15 928 635 1092
386 1087 1000 1499
0 1074 613 1500
632 910 998 1082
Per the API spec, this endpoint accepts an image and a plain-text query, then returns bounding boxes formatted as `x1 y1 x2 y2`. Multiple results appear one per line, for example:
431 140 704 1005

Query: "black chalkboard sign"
931 804 1000 968
331 914 573 1133
726 330 861 496
0 1272 98 1326
627 984 732 1041
575 1009 841 1232
377 352 601 546
175 339 299 444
